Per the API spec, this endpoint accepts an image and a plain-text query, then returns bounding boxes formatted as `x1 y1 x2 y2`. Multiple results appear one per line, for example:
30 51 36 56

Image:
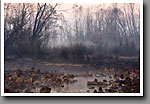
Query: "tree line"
4 3 140 63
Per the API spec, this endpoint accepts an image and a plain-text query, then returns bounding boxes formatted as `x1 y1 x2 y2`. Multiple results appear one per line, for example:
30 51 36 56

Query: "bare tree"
4 3 33 53
32 3 58 41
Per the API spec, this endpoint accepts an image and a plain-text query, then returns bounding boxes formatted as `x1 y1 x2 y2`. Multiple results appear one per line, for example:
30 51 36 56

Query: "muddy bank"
5 56 139 71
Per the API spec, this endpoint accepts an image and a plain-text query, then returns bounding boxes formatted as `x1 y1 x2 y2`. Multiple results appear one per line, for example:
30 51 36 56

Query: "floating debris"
119 74 124 79
87 79 98 85
93 90 98 93
103 79 107 82
33 81 40 85
40 86 51 93
4 64 140 93
109 83 117 89
105 88 116 93
98 87 103 92
16 77 23 83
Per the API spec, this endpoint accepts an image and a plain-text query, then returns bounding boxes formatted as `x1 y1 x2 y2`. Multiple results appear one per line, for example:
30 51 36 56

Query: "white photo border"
1 0 143 96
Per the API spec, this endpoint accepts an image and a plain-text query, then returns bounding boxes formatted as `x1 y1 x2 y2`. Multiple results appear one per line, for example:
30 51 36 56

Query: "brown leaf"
110 83 117 89
16 77 23 83
33 81 40 85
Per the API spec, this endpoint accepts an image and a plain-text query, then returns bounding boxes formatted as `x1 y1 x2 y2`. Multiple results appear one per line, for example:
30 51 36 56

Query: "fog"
4 3 140 57
4 3 141 94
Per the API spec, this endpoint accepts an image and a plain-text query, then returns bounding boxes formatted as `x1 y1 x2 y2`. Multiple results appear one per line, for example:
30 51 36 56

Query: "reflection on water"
49 73 115 93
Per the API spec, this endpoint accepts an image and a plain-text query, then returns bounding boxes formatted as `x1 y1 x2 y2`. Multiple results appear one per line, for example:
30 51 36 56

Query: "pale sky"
55 3 140 24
